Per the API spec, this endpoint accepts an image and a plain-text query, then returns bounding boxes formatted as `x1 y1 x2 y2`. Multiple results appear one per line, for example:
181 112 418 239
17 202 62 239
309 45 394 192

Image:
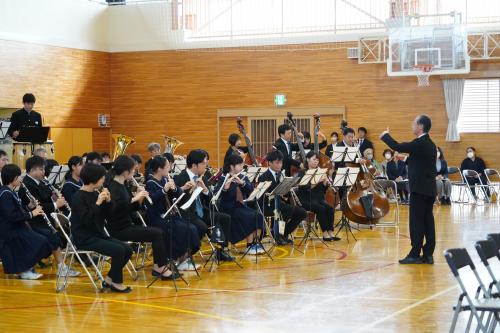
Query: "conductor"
7 93 43 141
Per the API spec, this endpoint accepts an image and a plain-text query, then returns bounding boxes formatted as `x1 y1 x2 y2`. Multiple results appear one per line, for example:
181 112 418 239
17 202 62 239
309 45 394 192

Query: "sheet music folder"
15 126 50 143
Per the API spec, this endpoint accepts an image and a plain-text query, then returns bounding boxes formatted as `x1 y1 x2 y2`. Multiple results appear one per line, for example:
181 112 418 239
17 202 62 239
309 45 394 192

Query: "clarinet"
20 183 58 234
43 178 72 217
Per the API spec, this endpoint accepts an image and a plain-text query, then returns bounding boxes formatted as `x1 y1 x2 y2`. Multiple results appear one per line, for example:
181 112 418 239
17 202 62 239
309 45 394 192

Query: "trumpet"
20 183 58 234
43 178 71 217
130 177 153 205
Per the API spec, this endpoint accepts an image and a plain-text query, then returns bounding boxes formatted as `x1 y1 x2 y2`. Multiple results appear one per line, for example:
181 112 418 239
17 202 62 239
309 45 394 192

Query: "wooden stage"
1 203 499 333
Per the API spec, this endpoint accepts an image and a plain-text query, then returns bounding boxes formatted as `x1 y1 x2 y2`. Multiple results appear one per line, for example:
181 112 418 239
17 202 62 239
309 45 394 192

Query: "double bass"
339 120 390 224
236 117 267 167
286 112 307 174
312 114 340 208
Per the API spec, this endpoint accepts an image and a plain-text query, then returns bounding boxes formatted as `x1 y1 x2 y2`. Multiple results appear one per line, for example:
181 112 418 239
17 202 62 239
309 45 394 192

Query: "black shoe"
275 235 288 246
398 256 424 264
216 249 235 262
446 198 452 205
421 256 434 264
102 280 132 293
439 198 446 205
283 235 293 245
331 236 341 241
152 269 183 279
323 237 334 242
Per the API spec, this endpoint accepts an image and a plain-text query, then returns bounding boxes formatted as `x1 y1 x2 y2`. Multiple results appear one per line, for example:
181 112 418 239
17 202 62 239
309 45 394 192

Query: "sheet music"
245 166 268 183
311 168 328 185
333 167 359 187
47 165 70 186
245 181 272 202
180 186 203 211
331 146 359 163
0 122 11 139
298 169 317 186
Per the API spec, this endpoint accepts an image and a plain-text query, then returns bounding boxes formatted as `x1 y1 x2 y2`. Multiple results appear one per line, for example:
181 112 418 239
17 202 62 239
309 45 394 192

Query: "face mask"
366 154 373 160
467 152 474 159
437 151 440 158
385 153 392 160
331 137 338 143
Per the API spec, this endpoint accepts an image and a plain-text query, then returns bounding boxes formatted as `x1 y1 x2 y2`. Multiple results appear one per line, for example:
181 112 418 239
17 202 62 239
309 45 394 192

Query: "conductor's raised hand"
380 127 390 139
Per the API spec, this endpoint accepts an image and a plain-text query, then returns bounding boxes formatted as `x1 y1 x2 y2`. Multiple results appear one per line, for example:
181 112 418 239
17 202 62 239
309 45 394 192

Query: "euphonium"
163 135 183 154
112 134 135 161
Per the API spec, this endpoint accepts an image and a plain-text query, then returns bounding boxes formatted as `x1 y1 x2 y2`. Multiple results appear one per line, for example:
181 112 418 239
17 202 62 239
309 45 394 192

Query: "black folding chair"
444 248 500 332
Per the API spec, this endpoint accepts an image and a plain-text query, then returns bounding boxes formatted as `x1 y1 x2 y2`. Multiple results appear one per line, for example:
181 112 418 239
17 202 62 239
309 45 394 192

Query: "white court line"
352 285 458 333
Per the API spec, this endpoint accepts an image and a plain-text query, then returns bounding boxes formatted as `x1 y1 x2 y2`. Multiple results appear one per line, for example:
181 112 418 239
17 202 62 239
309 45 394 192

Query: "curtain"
443 79 465 142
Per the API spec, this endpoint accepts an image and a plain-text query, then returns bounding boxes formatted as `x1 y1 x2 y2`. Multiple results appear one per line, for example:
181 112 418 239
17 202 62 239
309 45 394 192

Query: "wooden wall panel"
109 49 500 169
50 128 93 164
92 128 112 155
0 39 110 154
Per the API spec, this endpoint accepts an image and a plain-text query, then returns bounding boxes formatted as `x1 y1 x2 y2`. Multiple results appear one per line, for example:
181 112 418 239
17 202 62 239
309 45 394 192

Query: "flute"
130 177 153 205
20 183 58 234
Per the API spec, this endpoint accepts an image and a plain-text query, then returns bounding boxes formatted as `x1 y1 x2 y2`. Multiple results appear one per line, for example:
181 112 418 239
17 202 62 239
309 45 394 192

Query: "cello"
236 117 267 167
338 120 390 224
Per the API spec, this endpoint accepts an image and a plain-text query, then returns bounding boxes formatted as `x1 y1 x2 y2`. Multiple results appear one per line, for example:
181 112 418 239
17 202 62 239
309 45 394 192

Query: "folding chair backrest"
51 213 72 241
447 166 464 182
475 240 499 267
374 179 395 191
462 169 479 179
487 233 500 250
484 169 499 177
444 248 475 277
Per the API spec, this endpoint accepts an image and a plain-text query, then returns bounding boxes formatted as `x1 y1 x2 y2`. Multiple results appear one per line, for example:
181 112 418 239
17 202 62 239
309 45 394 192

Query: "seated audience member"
460 147 489 198
436 147 451 205
363 148 383 177
385 150 410 204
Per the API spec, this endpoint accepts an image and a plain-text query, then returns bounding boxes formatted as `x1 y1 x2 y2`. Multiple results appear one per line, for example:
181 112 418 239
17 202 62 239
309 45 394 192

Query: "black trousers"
184 210 232 247
265 199 306 237
408 192 436 258
77 237 132 284
111 225 168 267
304 200 335 232
466 175 490 197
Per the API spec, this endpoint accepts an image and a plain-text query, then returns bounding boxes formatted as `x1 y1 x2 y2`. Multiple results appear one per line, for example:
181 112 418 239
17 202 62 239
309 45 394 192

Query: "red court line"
0 261 394 312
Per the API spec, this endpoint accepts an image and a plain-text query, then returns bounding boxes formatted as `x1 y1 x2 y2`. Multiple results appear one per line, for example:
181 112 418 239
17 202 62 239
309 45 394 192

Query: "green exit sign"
275 94 287 107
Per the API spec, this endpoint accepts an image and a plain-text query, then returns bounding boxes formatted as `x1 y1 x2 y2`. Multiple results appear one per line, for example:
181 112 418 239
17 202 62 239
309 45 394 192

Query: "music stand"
47 165 70 188
240 181 274 262
15 126 49 143
245 166 268 183
172 159 187 175
267 177 303 254
0 122 10 140
333 167 360 242
297 169 330 249
331 146 359 164
179 187 204 278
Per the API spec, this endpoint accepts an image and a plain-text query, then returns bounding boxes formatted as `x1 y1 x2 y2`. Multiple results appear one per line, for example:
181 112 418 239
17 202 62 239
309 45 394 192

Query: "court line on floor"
0 288 243 323
351 285 458 333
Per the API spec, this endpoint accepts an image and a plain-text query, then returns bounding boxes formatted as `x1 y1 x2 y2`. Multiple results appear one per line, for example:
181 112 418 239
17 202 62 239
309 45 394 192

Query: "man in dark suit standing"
357 127 374 156
273 124 304 176
380 115 437 265
7 93 43 140
258 150 306 245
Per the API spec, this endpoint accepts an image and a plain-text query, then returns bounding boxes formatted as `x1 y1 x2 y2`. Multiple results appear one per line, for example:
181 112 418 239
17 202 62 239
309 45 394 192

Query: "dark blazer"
18 176 57 229
274 138 301 176
325 143 337 158
381 133 437 197
257 169 282 215
174 169 211 218
436 159 449 178
7 108 43 138
303 140 327 151
358 138 374 155
386 160 408 180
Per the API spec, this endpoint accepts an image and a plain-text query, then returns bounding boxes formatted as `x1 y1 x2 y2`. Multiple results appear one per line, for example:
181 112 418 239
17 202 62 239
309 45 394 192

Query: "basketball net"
415 64 433 87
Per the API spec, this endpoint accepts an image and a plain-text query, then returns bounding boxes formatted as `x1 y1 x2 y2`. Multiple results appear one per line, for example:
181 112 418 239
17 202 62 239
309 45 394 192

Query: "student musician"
107 155 178 280
273 124 304 176
61 156 84 207
325 132 339 158
85 152 103 165
7 93 43 140
130 154 144 178
17 157 80 278
174 149 234 262
215 154 265 255
0 164 53 280
0 149 9 185
258 150 307 246
301 131 327 151
224 133 248 164
145 155 201 271
71 163 133 293
297 151 340 242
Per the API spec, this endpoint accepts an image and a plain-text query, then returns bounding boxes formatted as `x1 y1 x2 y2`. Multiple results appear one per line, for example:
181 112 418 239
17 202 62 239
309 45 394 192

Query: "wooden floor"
1 202 499 333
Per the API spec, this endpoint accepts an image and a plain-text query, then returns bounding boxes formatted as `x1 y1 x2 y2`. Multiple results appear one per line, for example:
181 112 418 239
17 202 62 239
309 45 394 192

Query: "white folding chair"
51 213 105 293
373 179 400 227
484 169 500 199
448 166 469 203
462 169 491 204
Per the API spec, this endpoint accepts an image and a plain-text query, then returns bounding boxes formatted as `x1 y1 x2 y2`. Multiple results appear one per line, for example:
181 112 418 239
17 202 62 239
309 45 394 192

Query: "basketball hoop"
414 64 433 87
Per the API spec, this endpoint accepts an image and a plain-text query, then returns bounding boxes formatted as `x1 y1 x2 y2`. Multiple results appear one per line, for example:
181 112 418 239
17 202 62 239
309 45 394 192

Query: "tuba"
163 135 183 154
112 134 135 161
